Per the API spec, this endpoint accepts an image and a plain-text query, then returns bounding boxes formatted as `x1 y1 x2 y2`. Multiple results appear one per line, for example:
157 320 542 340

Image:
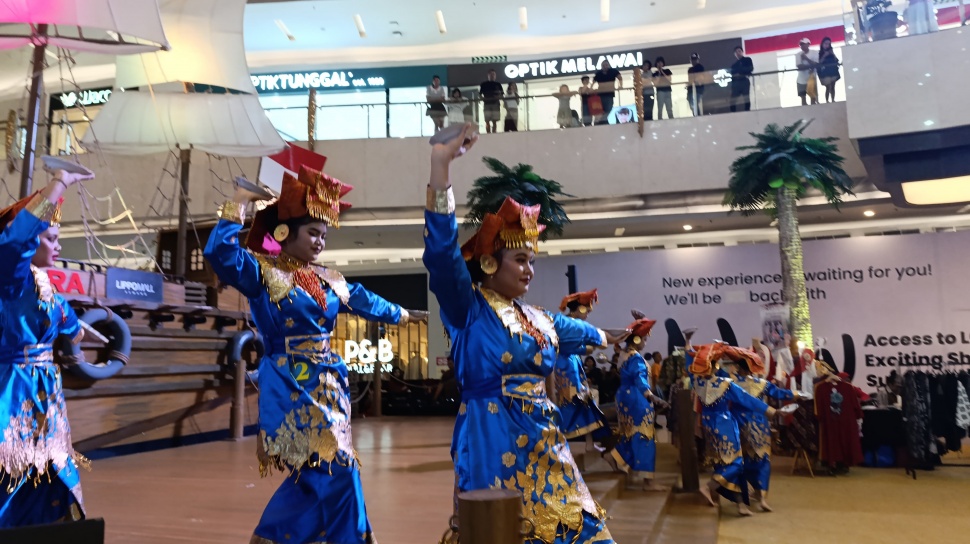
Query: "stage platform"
82 416 702 544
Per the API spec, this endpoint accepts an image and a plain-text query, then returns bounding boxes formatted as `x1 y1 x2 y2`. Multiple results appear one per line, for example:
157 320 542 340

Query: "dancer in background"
205 167 426 544
555 290 618 462
687 343 778 516
721 346 803 512
612 317 670 491
0 168 93 526
423 123 628 543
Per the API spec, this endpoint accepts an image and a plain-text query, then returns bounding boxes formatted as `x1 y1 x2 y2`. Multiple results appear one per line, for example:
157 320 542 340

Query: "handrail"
259 64 842 112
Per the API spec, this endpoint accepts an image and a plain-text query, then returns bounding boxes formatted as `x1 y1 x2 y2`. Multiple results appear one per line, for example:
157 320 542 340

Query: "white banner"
528 230 970 390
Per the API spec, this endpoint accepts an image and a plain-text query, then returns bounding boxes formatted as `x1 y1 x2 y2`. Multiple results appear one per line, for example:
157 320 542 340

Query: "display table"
861 407 906 467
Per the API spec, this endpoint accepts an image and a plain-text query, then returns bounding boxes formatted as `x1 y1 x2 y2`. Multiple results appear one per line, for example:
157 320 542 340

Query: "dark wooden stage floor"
82 417 457 544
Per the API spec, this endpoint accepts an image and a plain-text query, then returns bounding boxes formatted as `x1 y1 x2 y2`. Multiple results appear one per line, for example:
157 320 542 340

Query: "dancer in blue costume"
687 343 777 516
554 290 617 461
423 124 628 544
205 166 425 544
612 317 670 491
0 168 93 527
721 346 803 512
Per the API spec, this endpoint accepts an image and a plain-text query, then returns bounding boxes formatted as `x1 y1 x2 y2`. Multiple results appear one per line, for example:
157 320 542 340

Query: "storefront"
251 65 447 140
47 86 113 155
446 38 742 129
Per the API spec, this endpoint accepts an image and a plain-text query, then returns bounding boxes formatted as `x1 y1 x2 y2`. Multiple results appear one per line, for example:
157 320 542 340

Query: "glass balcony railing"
843 0 968 45
22 65 847 156
260 66 846 142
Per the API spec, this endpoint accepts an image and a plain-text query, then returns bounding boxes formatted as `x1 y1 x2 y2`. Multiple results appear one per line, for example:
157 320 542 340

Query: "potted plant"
866 0 899 41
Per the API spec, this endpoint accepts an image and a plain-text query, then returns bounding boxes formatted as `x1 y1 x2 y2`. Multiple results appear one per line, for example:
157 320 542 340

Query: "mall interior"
1 1 969 543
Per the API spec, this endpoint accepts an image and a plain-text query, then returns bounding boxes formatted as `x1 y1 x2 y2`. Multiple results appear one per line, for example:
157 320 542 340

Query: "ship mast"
0 0 170 197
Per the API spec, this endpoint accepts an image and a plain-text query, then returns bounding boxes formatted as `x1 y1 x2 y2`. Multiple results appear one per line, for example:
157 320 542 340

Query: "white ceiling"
0 0 844 100
243 0 844 68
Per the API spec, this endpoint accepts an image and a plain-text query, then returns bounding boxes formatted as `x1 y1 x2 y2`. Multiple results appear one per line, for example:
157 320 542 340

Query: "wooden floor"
82 417 457 544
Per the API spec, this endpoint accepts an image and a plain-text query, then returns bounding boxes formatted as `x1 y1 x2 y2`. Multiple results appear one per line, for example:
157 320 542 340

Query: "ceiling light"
614 227 625 236
601 0 610 22
901 176 970 206
274 19 296 42
863 210 876 217
353 14 367 38
519 7 528 31
435 10 447 34
683 225 693 231
697 0 707 8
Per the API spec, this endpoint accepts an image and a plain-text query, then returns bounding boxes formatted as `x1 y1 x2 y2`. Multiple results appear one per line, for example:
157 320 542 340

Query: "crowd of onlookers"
425 38 842 133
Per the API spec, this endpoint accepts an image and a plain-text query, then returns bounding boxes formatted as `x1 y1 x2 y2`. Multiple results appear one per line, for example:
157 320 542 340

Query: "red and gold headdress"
559 289 598 315
689 343 728 376
723 345 766 376
460 196 545 261
0 192 63 233
626 317 657 347
246 166 353 254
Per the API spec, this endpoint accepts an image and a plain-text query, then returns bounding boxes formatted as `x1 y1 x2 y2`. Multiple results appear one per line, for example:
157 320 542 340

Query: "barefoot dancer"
612 317 671 491
687 343 777 517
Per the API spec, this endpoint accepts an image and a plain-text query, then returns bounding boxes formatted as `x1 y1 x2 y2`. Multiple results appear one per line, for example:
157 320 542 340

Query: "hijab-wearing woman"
0 168 93 527
423 124 627 543
205 166 425 544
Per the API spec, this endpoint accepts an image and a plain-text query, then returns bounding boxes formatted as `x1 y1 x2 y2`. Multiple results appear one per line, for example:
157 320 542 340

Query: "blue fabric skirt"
253 463 374 544
0 469 83 528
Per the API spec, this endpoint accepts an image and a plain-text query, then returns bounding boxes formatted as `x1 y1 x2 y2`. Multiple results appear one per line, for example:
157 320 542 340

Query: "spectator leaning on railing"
687 52 706 116
479 69 504 134
730 46 754 112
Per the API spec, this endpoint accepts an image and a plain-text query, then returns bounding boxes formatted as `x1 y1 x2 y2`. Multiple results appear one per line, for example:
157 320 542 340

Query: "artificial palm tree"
465 156 572 238
723 119 854 346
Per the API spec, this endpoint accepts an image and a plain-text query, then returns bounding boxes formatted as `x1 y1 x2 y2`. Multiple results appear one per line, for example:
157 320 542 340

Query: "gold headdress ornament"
246 165 353 254
0 193 62 232
460 197 546 262
559 289 599 315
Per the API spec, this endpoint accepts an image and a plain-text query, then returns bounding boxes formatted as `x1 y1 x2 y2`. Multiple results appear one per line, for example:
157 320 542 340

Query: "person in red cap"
611 316 671 491
0 167 93 526
205 166 427 544
555 289 619 461
720 346 804 512
687 343 779 516
424 124 629 543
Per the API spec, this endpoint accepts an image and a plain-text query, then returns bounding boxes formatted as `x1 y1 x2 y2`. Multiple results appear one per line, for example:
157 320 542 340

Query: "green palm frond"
722 119 854 217
465 156 574 239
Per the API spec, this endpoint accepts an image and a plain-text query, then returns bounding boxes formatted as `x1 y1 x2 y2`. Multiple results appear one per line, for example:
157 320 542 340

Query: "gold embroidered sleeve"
426 186 455 215
219 201 246 224
25 193 57 223
317 267 351 305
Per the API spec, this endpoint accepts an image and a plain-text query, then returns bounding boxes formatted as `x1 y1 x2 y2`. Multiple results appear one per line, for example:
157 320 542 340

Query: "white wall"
844 27 970 139
523 229 970 390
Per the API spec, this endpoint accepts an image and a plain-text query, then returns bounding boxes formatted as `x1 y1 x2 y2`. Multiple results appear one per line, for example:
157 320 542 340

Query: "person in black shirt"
593 60 623 125
599 362 621 404
687 52 706 116
479 69 504 134
730 46 754 112
653 56 673 119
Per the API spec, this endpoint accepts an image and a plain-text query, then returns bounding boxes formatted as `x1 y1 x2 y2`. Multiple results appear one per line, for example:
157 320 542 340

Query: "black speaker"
0 518 104 544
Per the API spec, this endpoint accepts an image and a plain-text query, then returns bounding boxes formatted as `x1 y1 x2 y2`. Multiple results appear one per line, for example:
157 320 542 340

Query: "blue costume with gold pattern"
0 198 86 527
687 350 769 504
734 375 794 496
554 350 610 439
612 351 656 479
423 205 614 544
206 213 404 544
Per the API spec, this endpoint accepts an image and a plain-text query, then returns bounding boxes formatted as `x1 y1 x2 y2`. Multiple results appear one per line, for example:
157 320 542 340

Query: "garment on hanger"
902 372 933 466
815 378 863 466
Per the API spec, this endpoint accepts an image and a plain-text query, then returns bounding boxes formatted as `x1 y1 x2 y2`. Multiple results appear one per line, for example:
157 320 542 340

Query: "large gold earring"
273 224 290 242
479 254 498 275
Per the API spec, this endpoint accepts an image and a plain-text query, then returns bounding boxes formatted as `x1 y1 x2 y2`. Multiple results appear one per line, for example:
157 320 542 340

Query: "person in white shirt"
796 38 819 106
426 75 447 132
